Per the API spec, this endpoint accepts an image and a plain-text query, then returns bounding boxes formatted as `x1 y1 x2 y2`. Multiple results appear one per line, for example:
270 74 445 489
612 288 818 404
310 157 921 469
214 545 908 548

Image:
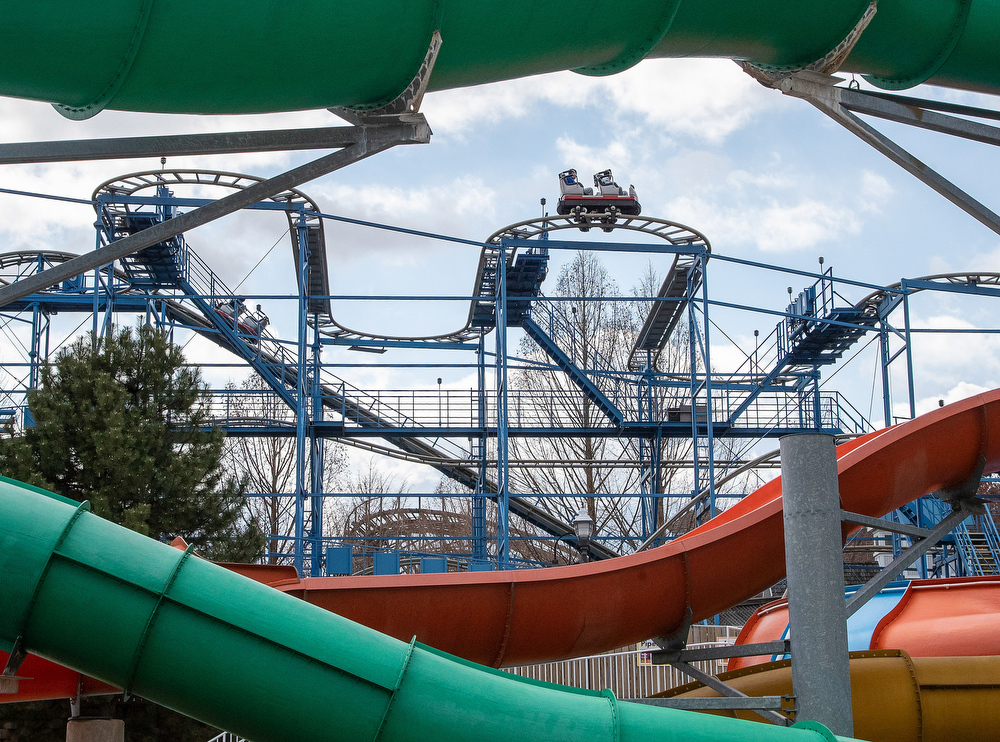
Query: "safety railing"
206 733 246 742
206 384 870 437
502 633 741 698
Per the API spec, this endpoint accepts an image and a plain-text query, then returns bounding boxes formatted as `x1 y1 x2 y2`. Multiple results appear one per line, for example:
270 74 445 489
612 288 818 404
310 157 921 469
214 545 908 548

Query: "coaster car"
556 168 641 217
214 298 269 344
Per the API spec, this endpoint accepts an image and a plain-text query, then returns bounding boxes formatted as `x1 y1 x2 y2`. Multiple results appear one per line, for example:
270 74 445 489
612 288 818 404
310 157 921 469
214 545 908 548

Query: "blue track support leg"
294 208 310 576
309 311 325 577
473 330 488 562
495 258 509 569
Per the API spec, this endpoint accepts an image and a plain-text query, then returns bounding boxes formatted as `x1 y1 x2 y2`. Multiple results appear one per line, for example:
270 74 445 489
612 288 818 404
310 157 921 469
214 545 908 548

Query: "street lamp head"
572 508 595 563
572 508 594 542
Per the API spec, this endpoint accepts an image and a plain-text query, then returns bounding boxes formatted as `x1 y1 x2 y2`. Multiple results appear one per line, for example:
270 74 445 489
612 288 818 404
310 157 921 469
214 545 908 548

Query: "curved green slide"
0 479 858 741
0 0 997 117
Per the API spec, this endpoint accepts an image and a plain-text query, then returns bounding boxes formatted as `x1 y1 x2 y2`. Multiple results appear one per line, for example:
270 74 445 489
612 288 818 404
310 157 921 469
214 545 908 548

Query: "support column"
779 433 853 736
293 208 310 577
472 330 488 562
494 250 510 568
66 718 124 742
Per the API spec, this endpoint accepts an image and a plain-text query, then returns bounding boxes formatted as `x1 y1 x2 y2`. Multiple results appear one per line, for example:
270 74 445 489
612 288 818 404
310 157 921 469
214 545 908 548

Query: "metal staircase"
728 268 878 427
892 496 1000 576
521 312 624 427
954 511 1000 575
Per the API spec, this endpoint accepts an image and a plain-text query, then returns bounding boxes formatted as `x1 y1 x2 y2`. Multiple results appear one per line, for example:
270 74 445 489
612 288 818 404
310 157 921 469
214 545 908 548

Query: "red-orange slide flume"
3 390 997 704
273 390 998 667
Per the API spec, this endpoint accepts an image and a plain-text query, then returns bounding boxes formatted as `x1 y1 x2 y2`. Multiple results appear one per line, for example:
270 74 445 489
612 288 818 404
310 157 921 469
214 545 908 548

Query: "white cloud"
554 136 636 176
600 59 782 143
424 59 780 144
931 243 1000 276
910 381 992 418
663 164 892 253
858 171 893 211
311 175 498 259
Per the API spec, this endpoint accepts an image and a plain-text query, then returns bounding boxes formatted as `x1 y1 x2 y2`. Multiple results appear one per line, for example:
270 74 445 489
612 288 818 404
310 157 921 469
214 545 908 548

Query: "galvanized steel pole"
779 433 854 736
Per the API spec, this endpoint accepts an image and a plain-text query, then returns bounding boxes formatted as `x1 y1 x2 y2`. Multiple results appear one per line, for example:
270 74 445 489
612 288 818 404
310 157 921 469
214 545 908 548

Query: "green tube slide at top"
0 478 861 742
0 0 997 117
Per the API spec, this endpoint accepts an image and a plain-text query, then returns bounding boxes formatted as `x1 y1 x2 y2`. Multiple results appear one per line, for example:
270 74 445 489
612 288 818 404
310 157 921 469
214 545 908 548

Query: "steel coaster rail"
316 214 711 346
0 115 430 310
62 224 609 557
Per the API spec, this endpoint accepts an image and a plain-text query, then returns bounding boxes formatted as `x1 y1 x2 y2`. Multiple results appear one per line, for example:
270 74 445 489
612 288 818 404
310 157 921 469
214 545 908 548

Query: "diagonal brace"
779 72 1000 238
0 636 28 694
841 509 935 540
668 660 791 725
0 116 430 309
845 500 982 618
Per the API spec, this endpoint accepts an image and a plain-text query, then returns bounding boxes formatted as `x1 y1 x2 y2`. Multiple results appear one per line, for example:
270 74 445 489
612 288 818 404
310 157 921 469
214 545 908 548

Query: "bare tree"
222 374 347 563
510 253 697 552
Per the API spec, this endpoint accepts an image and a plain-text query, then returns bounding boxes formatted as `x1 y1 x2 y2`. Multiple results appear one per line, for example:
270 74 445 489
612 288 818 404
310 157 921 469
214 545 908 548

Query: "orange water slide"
266 391 1000 667
3 391 997 704
729 576 1000 672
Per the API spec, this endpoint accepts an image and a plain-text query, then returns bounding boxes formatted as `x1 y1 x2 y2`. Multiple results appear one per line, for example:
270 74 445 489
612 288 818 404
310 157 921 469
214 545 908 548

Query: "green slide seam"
41 543 401 694
574 0 684 77
53 0 156 120
790 720 840 742
744 0 876 75
863 0 972 90
372 636 417 742
491 582 515 667
602 688 621 742
20 502 89 638
121 543 195 699
353 0 445 110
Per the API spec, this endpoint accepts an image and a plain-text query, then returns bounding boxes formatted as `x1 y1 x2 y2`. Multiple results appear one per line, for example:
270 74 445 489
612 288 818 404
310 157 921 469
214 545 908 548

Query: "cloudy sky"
1 58 999 490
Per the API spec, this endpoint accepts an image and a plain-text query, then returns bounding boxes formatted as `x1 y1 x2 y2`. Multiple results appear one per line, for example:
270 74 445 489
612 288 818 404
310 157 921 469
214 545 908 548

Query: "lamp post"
572 508 595 563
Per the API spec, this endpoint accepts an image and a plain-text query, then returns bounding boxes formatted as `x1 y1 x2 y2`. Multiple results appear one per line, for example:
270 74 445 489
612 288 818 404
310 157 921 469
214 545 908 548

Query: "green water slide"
0 0 996 117
0 478 860 741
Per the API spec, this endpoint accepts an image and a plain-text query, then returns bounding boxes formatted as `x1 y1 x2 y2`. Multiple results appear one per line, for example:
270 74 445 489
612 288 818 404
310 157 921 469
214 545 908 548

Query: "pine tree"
0 325 262 739
0 324 262 560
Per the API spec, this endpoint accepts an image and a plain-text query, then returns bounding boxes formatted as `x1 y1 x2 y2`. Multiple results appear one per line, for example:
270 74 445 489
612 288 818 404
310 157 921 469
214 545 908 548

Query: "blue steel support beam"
294 209 311 576
902 285 916 420
520 316 624 427
638 352 661 542
879 320 892 428
495 258 510 569
698 254 717 518
473 330 488 562
309 309 325 577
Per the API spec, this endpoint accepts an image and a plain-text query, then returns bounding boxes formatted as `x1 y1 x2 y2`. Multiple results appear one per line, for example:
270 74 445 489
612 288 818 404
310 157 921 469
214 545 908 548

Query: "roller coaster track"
319 213 712 349
0 257 622 559
857 272 1000 314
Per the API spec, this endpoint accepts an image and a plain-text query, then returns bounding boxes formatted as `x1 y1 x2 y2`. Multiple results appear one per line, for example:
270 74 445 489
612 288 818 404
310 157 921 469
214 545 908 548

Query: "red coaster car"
556 168 641 217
